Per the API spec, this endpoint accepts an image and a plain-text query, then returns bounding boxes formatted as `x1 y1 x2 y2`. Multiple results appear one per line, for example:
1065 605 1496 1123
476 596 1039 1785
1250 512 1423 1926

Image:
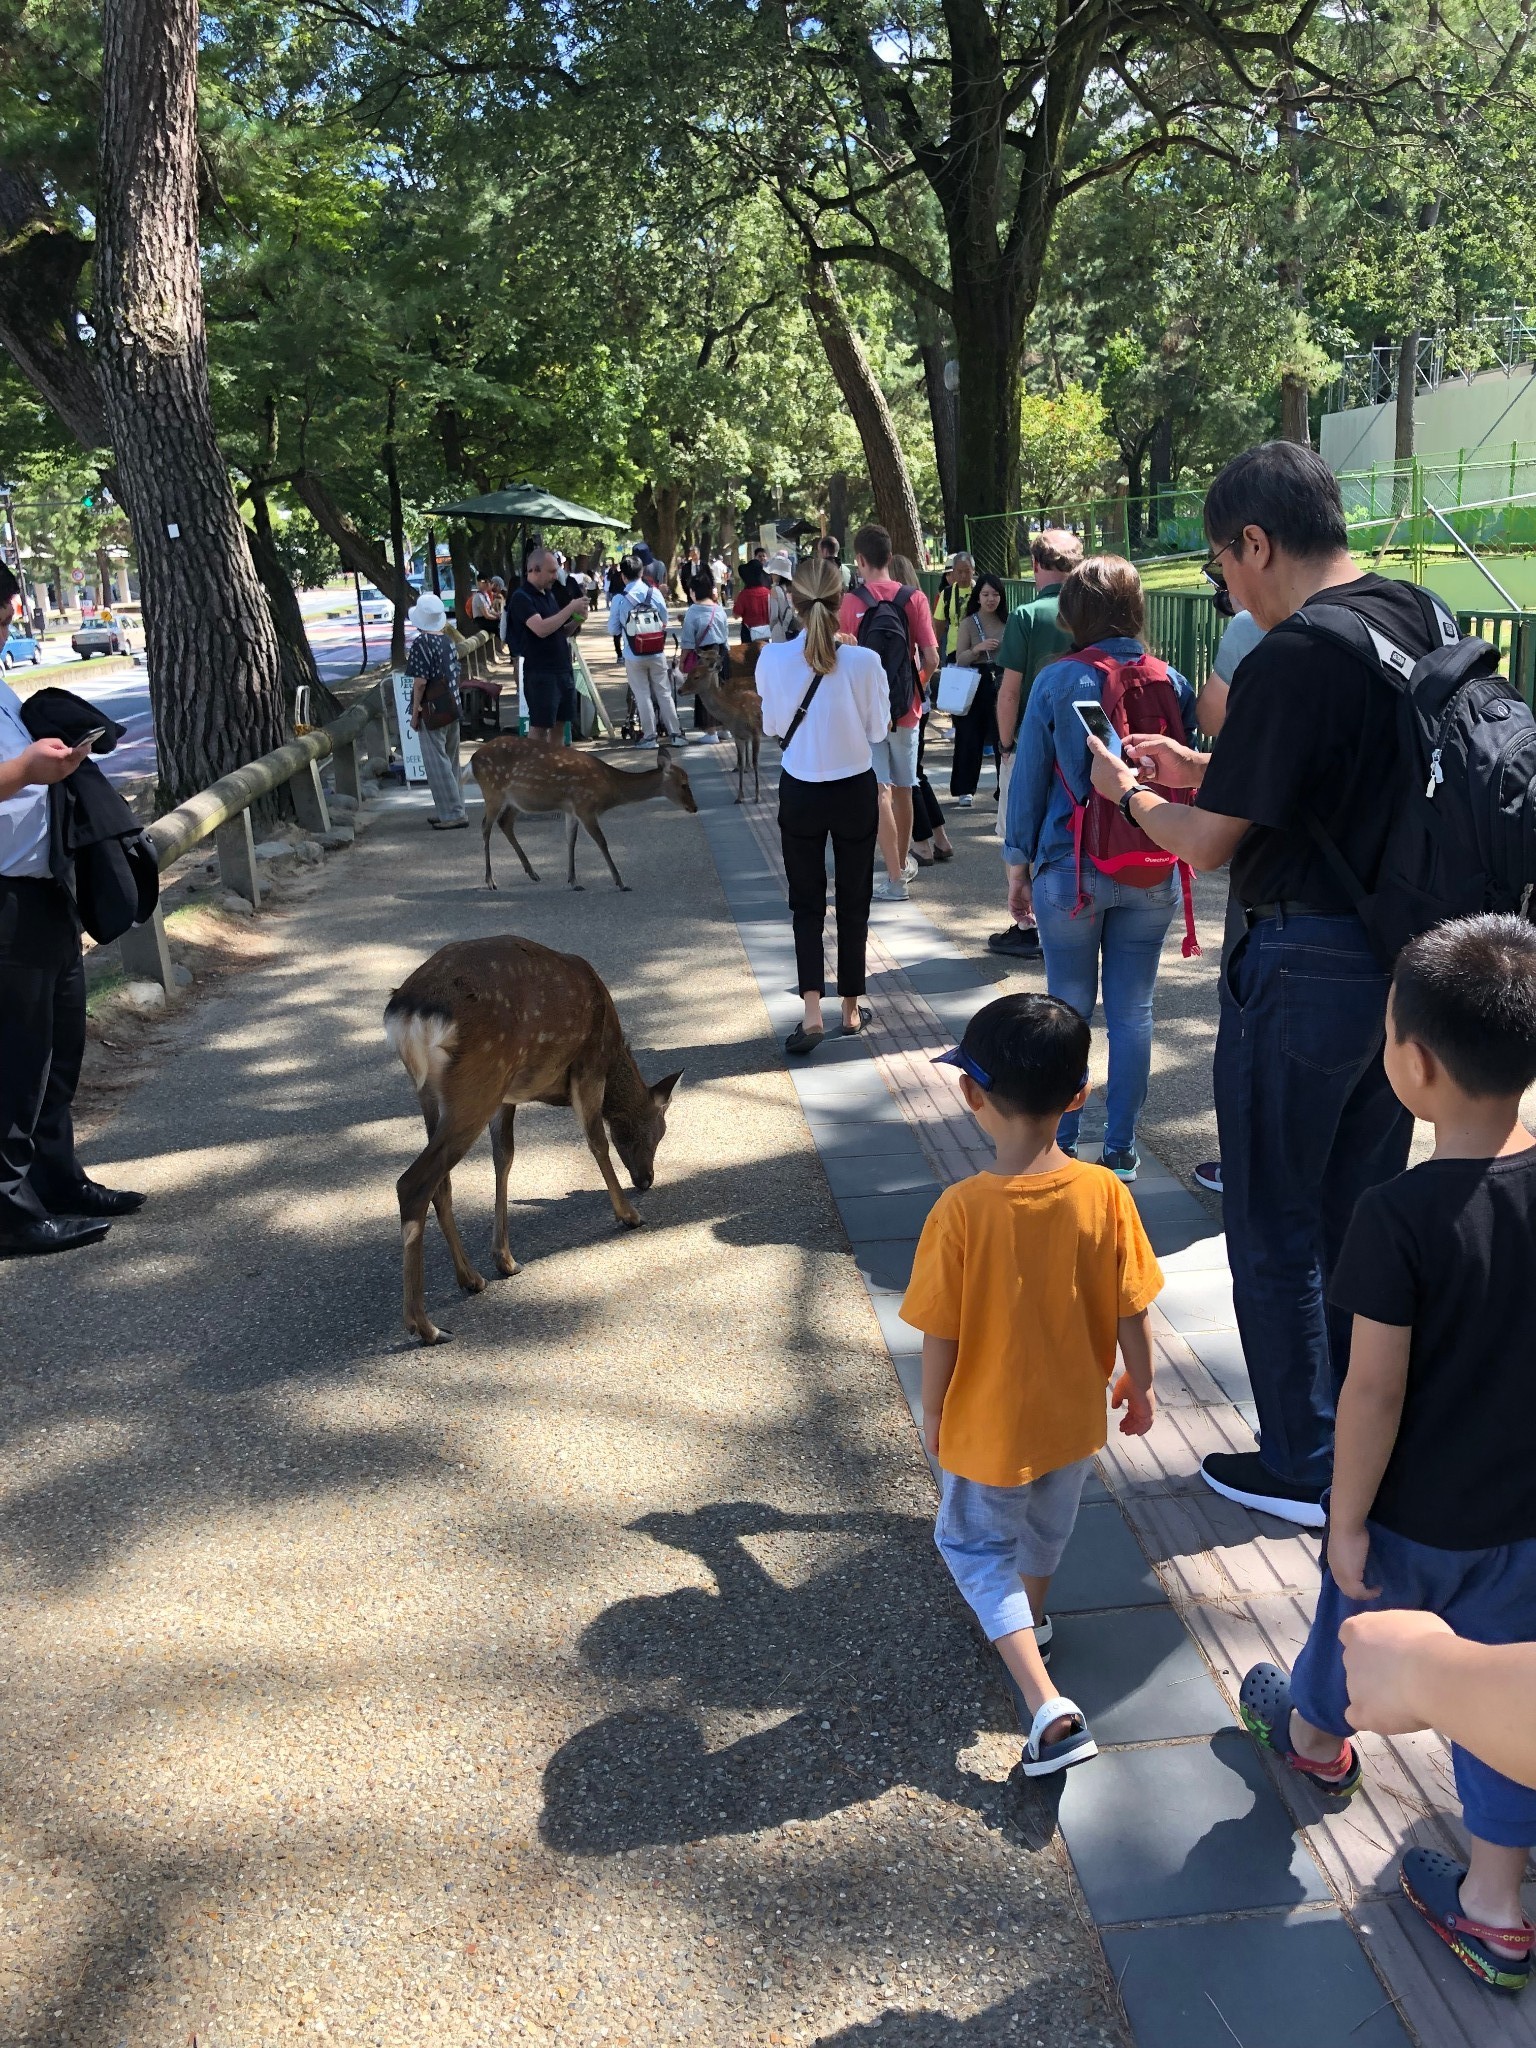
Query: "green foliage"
1016 385 1114 506
262 505 335 589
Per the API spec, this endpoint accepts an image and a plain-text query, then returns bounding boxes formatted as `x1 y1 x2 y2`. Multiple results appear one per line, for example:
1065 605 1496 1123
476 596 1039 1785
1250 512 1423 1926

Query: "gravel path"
1 685 1128 2046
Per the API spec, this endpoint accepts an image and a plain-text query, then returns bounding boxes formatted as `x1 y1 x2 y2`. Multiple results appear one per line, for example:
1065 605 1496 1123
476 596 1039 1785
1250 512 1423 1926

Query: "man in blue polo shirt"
506 546 582 743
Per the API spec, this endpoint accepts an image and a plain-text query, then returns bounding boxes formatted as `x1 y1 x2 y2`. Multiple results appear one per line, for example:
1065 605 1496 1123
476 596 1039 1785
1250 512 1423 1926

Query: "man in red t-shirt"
840 523 938 899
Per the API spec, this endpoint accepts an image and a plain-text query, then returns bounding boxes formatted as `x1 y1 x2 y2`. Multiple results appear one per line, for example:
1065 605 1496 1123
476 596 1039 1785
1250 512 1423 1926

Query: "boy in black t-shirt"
1239 915 1536 1996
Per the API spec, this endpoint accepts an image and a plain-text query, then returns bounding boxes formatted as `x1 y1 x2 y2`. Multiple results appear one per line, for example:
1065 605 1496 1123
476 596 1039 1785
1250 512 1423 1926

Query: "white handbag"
935 663 979 715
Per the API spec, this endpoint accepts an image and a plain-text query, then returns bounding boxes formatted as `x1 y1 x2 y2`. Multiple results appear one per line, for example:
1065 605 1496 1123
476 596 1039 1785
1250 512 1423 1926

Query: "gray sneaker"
872 874 909 902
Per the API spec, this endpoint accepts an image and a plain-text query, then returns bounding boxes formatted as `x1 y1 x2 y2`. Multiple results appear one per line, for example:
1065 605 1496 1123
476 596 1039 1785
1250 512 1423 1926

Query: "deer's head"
656 747 698 815
609 1070 683 1192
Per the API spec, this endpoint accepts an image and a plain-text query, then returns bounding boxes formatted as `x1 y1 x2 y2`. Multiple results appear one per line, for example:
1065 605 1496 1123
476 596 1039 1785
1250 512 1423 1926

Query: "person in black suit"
0 563 145 1255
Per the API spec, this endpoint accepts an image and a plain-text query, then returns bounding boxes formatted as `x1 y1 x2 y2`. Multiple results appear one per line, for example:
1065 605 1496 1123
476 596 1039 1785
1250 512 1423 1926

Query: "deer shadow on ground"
539 1500 1063 1857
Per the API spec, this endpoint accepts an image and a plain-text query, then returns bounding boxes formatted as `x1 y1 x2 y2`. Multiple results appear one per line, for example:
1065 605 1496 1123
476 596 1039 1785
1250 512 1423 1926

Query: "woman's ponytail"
790 555 845 676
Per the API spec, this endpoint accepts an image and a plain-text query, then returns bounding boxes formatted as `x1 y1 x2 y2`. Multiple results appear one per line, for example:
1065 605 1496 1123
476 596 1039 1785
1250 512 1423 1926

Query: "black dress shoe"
42 1180 147 1218
0 1215 111 1257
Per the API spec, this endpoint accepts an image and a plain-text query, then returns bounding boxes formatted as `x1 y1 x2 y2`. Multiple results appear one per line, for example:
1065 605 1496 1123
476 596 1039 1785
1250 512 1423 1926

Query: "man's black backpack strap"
1284 591 1536 965
852 580 919 728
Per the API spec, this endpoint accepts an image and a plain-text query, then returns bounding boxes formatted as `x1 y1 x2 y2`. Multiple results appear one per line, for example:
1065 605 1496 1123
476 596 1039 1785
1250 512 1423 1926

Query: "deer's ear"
650 1070 684 1107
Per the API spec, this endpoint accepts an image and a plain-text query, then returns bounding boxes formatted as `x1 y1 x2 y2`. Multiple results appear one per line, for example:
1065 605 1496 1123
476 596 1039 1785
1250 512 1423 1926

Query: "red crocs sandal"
1401 1847 1534 1994
1239 1662 1362 1797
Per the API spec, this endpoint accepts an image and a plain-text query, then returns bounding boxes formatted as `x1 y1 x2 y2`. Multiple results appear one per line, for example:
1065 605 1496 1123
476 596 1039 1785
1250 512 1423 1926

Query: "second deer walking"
471 736 697 890
692 652 763 803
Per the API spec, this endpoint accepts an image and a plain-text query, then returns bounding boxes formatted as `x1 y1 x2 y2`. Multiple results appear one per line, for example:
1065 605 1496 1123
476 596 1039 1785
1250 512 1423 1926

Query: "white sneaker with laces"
872 874 909 902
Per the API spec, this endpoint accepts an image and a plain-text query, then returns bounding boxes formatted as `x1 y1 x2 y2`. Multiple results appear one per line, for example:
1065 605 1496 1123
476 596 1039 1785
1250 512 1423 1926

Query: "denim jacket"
1003 637 1196 874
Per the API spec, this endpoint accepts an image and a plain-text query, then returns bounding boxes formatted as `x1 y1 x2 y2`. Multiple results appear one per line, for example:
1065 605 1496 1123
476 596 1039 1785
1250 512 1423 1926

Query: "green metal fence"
926 569 1536 703
965 445 1536 580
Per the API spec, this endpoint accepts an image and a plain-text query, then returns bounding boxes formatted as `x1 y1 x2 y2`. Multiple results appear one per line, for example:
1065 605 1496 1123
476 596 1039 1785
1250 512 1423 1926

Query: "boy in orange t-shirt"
901 993 1162 1776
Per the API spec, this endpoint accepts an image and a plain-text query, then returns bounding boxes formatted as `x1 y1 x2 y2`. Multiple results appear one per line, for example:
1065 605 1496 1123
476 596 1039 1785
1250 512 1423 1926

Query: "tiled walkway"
690 748 1536 2048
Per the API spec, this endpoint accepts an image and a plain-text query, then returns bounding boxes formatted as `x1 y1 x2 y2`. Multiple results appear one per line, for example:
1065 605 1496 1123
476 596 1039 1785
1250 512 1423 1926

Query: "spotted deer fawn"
385 936 682 1344
470 735 697 891
692 650 763 803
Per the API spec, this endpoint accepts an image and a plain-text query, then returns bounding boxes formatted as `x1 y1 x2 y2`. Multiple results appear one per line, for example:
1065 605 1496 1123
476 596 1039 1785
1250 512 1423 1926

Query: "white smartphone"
1072 700 1122 758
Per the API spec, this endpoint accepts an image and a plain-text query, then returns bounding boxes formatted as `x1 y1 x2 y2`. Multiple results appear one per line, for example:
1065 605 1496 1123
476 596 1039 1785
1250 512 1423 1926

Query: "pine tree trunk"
1280 375 1311 445
920 339 960 548
804 262 922 562
247 483 330 713
1393 331 1419 514
827 471 849 548
951 278 1025 530
383 387 409 669
95 0 285 804
635 481 683 568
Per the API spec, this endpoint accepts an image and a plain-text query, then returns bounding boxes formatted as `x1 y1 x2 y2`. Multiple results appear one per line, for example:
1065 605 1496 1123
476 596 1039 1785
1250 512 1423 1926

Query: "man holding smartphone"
0 564 144 1255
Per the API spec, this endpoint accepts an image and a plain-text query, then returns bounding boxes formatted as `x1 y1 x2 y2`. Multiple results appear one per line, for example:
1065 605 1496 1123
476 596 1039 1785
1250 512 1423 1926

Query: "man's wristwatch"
1118 784 1142 825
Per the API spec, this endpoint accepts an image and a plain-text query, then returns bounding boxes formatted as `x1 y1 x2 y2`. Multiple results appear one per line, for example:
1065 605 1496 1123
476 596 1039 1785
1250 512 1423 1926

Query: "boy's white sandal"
1022 1696 1098 1778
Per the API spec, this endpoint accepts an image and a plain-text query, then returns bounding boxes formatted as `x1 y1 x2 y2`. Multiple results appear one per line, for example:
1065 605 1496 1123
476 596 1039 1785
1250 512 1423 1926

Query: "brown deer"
691 651 763 803
471 735 697 891
385 936 682 1345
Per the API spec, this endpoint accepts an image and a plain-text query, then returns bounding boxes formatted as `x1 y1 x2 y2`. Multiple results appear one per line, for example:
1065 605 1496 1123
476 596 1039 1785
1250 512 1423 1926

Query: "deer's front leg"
570 1070 641 1227
488 1104 520 1276
581 813 630 891
565 811 584 889
493 799 540 884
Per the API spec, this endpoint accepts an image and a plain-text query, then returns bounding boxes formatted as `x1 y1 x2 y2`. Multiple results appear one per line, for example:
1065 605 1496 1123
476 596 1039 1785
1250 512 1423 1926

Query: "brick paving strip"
694 746 1536 2048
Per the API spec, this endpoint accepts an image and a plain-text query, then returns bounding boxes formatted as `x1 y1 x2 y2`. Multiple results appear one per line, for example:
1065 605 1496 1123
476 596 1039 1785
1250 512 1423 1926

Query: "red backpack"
1055 647 1201 957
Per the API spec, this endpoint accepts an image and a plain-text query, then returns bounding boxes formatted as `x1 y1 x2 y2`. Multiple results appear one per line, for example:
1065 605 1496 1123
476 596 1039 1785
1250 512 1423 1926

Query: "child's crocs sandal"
1400 1846 1535 1994
1033 1614 1053 1663
1021 1696 1097 1778
1239 1662 1362 1797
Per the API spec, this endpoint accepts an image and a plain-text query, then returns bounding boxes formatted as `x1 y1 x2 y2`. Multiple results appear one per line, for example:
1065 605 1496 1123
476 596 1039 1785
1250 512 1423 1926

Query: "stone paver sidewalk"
698 732 1536 2048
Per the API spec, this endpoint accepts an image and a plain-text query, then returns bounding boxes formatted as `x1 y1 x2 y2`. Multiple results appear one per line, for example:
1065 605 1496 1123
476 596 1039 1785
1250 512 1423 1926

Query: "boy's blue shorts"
1291 1516 1536 1849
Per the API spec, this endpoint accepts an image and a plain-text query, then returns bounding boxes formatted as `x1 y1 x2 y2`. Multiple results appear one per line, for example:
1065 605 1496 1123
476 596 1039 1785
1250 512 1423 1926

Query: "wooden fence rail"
115 627 497 991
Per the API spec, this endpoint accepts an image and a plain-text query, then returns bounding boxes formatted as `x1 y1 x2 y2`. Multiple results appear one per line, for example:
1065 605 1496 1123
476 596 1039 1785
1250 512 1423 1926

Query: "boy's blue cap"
933 1045 992 1090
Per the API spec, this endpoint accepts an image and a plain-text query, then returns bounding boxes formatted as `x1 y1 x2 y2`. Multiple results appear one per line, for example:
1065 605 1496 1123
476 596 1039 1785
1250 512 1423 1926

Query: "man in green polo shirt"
988 528 1083 957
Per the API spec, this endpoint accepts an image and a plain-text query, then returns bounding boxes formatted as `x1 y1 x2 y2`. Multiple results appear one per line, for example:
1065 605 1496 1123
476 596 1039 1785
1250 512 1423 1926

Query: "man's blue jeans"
1214 912 1412 1489
1033 864 1177 1154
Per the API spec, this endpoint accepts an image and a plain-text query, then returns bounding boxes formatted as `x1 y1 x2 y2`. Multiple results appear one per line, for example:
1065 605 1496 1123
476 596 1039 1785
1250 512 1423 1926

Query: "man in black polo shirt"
505 546 582 743
1086 443 1443 1526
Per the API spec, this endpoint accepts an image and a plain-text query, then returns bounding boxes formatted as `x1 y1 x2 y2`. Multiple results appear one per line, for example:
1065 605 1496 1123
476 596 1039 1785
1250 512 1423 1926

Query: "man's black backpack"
1291 586 1536 966
852 580 919 729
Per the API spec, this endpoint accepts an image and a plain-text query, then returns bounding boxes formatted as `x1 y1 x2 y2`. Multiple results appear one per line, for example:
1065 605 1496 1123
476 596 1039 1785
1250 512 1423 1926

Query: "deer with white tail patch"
385 935 682 1344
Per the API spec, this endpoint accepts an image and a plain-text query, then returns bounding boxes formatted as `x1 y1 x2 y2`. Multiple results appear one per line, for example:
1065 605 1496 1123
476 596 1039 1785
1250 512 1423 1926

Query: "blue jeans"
1292 1515 1536 1848
1032 864 1177 1153
1214 912 1411 1489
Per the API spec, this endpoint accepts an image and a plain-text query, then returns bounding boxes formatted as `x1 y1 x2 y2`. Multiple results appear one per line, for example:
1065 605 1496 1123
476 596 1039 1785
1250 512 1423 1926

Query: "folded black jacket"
20 687 160 943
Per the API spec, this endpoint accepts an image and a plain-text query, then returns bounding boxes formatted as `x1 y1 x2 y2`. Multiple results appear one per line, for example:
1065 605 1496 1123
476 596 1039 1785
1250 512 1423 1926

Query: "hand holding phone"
1072 699 1122 758
77 725 108 750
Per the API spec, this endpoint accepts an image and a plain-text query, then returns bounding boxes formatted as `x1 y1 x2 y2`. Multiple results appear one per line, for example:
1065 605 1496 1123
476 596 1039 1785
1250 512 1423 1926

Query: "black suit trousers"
0 877 87 1225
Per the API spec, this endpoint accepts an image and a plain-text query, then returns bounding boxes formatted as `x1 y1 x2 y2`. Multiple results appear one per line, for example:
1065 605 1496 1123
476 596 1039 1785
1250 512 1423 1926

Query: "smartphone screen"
77 725 108 749
1072 700 1122 757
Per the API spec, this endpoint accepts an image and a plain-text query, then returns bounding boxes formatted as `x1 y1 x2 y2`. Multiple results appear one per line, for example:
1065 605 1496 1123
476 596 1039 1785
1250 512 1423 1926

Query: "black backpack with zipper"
1290 585 1536 966
852 580 919 729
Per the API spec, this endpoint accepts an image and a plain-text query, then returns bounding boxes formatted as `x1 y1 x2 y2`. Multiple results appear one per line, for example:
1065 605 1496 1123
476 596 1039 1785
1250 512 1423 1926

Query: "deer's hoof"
494 1252 519 1278
408 1319 450 1346
458 1268 487 1295
616 1204 643 1229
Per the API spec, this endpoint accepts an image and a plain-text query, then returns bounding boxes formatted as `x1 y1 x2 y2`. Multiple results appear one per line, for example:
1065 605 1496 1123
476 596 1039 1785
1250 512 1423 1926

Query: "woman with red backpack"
1002 556 1198 1181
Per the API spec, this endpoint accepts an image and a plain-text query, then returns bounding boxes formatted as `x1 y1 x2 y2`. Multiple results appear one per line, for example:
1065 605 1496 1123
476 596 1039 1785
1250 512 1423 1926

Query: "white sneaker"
953 794 974 808
901 854 919 883
872 874 909 902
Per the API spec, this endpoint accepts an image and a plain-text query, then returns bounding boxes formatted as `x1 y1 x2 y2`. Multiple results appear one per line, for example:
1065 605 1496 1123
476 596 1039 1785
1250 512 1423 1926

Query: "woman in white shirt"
758 556 891 1056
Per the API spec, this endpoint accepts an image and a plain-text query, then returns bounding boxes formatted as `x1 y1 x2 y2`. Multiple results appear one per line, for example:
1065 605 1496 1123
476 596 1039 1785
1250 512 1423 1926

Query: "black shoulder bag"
779 668 825 759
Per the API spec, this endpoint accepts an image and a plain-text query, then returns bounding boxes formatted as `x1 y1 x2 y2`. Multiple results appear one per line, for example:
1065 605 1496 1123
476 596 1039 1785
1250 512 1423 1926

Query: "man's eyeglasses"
1201 535 1242 594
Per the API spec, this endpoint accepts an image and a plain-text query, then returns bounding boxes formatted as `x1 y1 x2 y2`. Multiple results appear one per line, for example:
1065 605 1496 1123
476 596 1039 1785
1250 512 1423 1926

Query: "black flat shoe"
841 1004 873 1036
932 844 955 862
0 1216 111 1257
429 818 470 831
785 1025 824 1057
43 1180 146 1218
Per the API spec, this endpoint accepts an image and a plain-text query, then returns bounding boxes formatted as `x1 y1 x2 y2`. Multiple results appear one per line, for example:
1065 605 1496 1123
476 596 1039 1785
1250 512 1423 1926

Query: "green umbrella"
432 485 627 528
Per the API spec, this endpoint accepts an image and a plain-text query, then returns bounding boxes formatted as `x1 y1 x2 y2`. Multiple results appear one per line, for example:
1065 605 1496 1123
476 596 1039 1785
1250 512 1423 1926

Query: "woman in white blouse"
758 556 891 1056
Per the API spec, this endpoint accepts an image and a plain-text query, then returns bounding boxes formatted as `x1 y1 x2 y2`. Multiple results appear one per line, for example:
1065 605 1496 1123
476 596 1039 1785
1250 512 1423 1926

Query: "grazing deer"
385 936 683 1345
471 735 697 891
692 653 763 803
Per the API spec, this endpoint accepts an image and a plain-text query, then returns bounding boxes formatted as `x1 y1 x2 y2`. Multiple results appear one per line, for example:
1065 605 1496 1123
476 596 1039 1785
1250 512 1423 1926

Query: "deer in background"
385 936 682 1344
691 650 763 803
471 735 697 891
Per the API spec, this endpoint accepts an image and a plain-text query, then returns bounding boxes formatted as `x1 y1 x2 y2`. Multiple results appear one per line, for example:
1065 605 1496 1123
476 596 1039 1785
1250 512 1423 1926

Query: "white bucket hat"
408 592 447 634
765 551 795 580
